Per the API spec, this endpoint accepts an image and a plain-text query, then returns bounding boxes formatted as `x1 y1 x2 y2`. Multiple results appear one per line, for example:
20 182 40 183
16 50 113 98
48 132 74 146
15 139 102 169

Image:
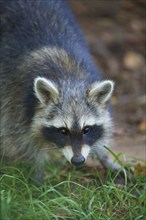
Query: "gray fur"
0 0 123 184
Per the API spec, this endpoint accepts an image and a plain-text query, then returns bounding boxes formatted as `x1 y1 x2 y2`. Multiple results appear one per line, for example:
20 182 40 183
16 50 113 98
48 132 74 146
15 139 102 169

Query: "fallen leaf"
138 121 146 133
134 163 146 176
123 52 145 70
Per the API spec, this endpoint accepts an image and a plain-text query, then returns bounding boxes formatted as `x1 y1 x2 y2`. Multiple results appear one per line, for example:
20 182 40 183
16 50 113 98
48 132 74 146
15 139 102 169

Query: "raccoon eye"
83 126 91 135
58 127 69 135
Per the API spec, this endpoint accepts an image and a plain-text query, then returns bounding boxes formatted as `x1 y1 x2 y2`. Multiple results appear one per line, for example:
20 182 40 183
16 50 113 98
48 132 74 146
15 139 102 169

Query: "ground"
70 0 146 162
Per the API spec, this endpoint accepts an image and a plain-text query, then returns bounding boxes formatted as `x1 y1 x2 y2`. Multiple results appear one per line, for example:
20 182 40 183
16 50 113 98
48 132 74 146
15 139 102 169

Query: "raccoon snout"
71 155 85 166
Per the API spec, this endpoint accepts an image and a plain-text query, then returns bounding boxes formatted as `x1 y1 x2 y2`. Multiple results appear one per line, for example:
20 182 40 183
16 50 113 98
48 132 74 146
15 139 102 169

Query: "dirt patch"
114 135 145 160
70 0 146 160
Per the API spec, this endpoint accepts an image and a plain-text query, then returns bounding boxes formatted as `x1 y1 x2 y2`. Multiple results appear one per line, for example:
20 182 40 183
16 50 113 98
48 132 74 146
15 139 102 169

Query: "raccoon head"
33 76 114 166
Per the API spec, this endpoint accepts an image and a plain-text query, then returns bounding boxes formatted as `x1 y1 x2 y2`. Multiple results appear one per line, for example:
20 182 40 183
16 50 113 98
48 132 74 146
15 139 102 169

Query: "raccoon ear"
88 80 114 105
34 77 59 105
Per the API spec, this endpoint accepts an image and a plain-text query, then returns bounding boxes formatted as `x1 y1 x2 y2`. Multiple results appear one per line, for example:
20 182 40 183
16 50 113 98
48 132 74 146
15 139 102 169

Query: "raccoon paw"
111 168 136 186
30 171 45 187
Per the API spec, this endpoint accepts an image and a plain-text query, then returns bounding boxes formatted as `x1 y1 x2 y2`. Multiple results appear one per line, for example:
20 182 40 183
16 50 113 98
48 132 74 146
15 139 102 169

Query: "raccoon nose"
71 155 85 166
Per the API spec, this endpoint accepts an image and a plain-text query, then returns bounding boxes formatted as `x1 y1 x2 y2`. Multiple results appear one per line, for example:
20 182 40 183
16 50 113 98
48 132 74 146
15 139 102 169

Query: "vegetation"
0 153 145 220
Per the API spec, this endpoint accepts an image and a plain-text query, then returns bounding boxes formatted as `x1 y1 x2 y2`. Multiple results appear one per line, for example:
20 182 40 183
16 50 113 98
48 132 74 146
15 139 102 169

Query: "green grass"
0 155 145 220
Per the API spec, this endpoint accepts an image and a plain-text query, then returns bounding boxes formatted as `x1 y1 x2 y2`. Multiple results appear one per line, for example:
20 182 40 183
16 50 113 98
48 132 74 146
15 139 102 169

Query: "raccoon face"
33 77 114 166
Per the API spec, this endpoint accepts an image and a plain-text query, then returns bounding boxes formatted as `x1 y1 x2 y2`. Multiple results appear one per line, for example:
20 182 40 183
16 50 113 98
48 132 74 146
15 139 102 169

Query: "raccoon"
0 0 123 184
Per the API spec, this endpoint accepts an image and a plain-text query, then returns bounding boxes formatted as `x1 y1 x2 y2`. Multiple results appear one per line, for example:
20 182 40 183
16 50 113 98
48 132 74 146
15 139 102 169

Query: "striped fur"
0 0 123 184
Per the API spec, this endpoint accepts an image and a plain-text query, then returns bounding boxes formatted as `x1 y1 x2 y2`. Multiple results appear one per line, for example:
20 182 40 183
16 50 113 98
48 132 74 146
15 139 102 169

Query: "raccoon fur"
0 0 123 184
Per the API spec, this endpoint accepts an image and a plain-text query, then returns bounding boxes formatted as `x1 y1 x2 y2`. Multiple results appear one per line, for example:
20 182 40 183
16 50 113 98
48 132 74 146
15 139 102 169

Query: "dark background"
69 0 145 159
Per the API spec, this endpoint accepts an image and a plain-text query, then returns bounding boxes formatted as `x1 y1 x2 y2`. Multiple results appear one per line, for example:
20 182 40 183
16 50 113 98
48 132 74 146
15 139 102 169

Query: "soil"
70 0 146 161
